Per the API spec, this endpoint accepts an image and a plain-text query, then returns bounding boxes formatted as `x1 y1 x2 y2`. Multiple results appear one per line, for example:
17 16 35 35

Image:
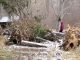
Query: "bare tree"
51 0 74 31
14 0 30 20
0 4 2 19
0 0 30 20
45 0 49 18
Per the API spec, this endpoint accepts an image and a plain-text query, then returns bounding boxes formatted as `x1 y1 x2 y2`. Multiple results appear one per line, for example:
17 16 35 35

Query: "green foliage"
34 15 42 22
35 0 37 3
34 24 46 38
0 50 19 60
0 58 8 60
0 0 29 16
0 0 16 15
0 50 19 56
0 0 5 3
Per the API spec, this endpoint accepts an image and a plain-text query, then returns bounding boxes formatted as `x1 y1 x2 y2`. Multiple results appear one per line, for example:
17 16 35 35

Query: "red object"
60 22 64 31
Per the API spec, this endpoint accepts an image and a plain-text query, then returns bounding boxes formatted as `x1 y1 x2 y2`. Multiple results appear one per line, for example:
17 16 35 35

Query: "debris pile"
44 29 64 41
7 19 37 45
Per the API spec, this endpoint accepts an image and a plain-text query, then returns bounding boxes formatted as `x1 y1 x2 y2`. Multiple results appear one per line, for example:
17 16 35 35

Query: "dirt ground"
0 41 80 60
62 46 80 60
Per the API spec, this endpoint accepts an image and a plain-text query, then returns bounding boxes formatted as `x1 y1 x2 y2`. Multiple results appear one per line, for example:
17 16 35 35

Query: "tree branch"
50 0 58 17
63 1 74 12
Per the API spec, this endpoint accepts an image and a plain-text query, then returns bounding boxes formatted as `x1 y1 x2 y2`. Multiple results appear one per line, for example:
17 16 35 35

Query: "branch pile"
44 29 64 41
8 19 37 45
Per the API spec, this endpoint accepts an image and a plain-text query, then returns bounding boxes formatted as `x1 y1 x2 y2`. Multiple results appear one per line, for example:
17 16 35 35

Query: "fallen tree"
35 37 50 42
60 24 80 51
21 40 47 47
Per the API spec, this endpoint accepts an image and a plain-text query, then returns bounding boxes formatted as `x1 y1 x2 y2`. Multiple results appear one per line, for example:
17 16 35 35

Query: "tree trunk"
21 40 47 47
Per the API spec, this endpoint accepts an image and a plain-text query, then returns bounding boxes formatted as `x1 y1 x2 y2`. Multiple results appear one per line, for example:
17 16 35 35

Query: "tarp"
0 16 12 22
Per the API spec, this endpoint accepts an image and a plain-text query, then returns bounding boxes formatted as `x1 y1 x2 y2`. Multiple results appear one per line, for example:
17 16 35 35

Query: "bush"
34 24 46 38
34 15 42 22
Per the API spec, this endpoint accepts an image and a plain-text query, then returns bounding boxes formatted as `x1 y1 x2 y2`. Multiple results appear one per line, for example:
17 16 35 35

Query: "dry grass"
0 36 6 50
74 22 80 28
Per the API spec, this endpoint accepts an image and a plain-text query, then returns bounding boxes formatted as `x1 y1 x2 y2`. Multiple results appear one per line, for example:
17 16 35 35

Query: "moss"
0 50 18 57
0 58 8 60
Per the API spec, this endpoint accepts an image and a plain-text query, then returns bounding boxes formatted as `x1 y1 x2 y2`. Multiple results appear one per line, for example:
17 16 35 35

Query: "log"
35 37 50 42
21 40 47 47
47 29 64 35
52 32 64 36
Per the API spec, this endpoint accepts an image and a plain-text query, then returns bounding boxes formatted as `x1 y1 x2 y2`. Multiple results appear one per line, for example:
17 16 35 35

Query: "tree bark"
21 40 47 47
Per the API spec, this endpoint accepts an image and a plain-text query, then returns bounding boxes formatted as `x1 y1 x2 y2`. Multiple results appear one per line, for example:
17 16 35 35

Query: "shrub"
34 15 42 22
0 36 6 50
34 24 46 38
